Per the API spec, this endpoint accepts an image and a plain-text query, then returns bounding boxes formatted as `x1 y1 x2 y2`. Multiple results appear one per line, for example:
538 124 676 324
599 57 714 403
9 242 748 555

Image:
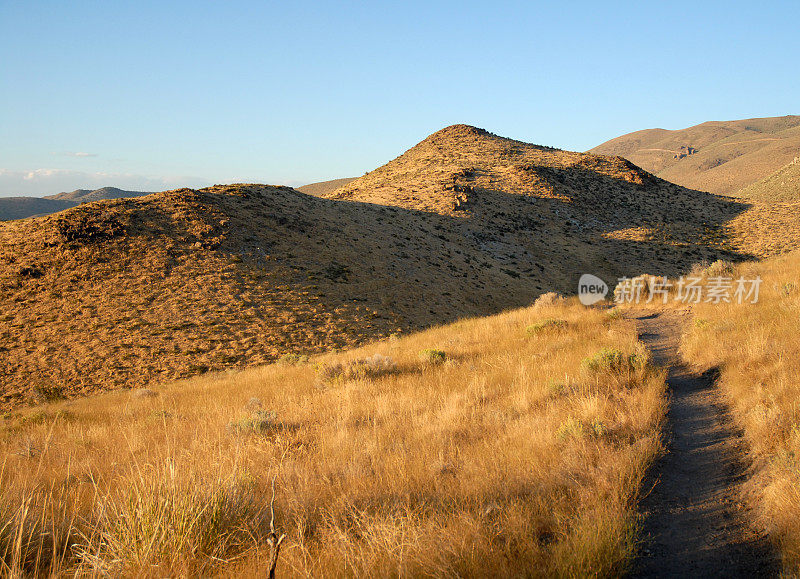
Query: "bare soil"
629 309 779 577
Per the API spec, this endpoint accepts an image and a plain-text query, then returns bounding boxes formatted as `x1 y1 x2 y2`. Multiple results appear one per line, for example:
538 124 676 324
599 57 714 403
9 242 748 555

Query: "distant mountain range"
0 187 153 220
591 115 800 195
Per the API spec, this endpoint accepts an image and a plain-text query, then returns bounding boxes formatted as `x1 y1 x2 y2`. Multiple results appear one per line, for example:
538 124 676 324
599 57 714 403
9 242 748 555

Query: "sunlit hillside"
590 115 800 195
0 297 666 576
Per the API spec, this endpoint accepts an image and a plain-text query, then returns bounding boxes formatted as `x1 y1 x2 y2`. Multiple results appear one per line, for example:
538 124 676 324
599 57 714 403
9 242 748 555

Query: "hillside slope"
0 126 752 408
0 298 666 576
296 177 356 196
590 116 800 195
738 157 800 203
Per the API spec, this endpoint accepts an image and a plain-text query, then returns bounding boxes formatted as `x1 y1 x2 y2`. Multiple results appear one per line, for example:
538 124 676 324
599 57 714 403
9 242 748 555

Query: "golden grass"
0 300 665 576
590 115 800 196
681 250 800 572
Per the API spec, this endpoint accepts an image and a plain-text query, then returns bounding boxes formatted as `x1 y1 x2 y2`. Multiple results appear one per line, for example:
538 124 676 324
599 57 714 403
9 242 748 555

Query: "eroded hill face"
0 126 753 409
590 116 800 195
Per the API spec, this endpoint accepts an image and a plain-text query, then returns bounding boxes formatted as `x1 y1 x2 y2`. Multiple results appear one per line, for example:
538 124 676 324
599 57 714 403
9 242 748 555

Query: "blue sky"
1 0 798 196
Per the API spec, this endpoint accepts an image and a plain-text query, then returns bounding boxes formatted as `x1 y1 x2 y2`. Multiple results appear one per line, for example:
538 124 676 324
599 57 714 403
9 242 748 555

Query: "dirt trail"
629 309 779 578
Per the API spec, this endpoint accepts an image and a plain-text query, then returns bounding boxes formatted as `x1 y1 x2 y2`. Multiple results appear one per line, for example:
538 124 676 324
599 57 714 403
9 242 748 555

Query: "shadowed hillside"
0 187 153 221
45 186 153 203
0 125 752 408
0 197 77 221
591 115 800 195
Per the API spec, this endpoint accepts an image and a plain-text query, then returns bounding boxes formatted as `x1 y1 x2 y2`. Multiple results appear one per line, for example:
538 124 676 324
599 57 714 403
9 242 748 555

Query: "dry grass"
590 115 800 196
681 250 800 572
0 299 666 576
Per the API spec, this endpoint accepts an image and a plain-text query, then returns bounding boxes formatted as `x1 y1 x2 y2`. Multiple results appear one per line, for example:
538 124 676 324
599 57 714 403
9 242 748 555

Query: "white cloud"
53 151 99 158
0 168 212 197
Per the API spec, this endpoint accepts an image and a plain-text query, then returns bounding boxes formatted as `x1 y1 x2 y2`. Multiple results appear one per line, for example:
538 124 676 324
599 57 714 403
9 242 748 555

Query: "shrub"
533 292 563 308
32 384 65 403
419 349 447 365
526 319 566 335
277 353 309 366
547 379 566 396
557 417 607 440
316 354 395 384
19 409 74 427
226 410 277 435
705 259 736 277
694 318 710 329
582 348 647 373
557 417 585 440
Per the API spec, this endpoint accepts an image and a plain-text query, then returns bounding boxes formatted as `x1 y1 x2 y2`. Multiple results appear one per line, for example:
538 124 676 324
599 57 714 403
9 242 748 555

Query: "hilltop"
590 115 800 195
0 125 753 408
0 187 152 221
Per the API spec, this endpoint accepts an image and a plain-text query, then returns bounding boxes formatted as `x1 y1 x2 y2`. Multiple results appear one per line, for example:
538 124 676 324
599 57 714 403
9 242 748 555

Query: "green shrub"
557 417 607 440
419 349 447 365
694 318 710 329
546 379 566 396
525 319 567 335
557 417 585 440
581 348 647 373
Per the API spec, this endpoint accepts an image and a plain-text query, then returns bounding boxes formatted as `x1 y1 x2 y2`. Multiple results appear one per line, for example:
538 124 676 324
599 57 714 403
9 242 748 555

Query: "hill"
296 177 356 196
738 157 800 203
0 197 77 221
590 115 800 195
0 125 754 408
0 187 153 221
45 186 153 203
